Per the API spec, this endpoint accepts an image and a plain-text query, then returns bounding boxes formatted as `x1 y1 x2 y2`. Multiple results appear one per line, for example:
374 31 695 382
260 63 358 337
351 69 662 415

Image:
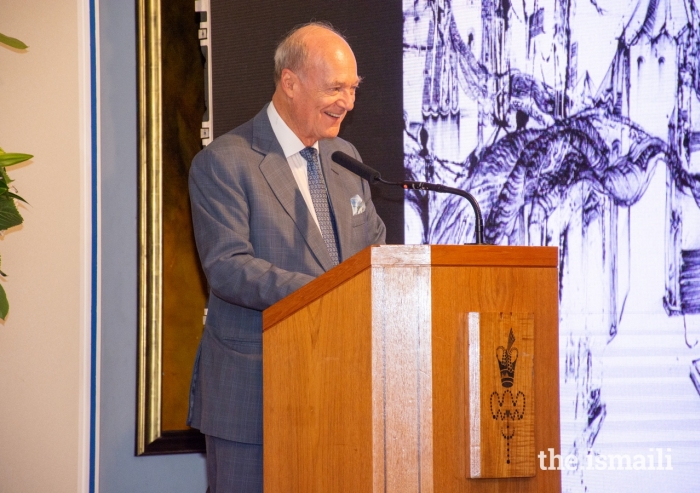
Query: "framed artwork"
136 0 208 455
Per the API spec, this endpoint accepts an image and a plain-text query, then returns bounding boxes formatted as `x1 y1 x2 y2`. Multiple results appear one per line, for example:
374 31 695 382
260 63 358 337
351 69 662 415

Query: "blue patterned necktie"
299 147 340 266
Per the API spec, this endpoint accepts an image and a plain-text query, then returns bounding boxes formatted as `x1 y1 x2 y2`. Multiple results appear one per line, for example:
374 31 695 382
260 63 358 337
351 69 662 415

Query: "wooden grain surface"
263 271 374 492
263 245 431 330
432 245 558 268
432 264 561 493
263 245 561 492
370 255 433 493
469 312 535 478
264 246 436 493
263 246 372 330
265 245 558 330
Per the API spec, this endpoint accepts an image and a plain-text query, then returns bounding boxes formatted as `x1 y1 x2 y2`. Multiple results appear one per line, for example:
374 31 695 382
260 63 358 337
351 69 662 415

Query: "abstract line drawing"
404 0 700 490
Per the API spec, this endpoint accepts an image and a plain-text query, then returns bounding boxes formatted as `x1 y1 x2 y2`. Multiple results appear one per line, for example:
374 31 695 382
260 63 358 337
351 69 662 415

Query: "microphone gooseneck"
331 151 485 245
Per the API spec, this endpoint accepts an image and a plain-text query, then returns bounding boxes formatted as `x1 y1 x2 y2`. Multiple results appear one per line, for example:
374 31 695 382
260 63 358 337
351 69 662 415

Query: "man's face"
288 38 360 146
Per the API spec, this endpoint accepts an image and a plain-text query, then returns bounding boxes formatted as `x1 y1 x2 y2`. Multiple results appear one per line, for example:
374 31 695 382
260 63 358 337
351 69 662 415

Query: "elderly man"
187 22 386 492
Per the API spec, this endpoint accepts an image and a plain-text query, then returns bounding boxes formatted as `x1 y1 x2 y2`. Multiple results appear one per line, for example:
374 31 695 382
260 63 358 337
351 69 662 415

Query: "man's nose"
338 89 355 111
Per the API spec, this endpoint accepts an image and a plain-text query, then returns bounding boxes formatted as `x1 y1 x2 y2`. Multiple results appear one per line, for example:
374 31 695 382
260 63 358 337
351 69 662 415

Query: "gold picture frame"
136 0 208 455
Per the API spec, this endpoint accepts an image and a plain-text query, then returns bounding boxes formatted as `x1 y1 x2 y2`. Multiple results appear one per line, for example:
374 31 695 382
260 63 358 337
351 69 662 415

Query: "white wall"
0 0 208 491
0 1 91 492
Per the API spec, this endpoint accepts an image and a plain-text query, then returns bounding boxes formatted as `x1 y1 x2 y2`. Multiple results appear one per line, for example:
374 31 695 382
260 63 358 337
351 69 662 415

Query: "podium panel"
263 270 374 492
430 246 559 492
467 311 535 478
263 245 561 493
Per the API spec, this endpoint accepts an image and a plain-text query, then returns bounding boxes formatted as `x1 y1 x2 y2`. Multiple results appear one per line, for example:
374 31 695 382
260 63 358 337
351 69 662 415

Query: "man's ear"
279 68 298 98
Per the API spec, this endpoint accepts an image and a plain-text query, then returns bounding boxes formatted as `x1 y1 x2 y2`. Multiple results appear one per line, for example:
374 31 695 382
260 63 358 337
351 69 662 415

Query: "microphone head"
331 151 381 184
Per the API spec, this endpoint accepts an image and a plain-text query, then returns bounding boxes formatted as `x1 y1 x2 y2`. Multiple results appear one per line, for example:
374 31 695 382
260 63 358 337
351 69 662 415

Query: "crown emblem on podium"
496 329 518 388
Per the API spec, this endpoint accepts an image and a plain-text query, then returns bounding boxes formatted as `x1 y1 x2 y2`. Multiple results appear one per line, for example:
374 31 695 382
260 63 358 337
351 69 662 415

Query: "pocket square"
350 194 366 216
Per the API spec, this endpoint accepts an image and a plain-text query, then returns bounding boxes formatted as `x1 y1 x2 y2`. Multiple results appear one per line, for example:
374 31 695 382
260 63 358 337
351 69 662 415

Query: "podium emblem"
468 312 535 478
491 329 526 464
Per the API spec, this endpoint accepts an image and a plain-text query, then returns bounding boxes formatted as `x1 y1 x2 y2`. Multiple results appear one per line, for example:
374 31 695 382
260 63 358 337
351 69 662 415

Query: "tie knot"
300 147 318 163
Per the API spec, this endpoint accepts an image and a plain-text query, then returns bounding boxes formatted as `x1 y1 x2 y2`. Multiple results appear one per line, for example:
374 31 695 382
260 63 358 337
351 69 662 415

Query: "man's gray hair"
274 21 346 84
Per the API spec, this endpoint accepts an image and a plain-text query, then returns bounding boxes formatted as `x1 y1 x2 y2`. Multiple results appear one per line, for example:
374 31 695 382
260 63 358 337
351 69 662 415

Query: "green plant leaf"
0 153 33 167
0 32 28 50
0 167 12 185
0 195 23 230
7 192 27 204
0 283 8 320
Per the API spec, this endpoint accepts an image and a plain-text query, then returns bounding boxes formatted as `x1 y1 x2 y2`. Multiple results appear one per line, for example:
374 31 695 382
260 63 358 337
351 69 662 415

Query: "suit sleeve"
189 147 315 312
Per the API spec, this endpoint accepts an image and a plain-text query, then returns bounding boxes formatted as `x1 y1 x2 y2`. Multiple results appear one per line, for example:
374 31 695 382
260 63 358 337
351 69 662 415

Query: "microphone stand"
330 151 485 244
376 177 485 245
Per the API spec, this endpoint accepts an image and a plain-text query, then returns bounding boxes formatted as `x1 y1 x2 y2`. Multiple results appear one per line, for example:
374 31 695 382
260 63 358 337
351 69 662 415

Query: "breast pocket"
351 212 368 227
345 210 373 258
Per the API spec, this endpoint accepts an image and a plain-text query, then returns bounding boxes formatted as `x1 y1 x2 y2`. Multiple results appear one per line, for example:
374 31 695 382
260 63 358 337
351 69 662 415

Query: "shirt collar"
267 102 318 158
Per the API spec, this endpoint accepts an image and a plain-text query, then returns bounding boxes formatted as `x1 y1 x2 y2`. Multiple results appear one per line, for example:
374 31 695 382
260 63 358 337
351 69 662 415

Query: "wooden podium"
263 245 561 492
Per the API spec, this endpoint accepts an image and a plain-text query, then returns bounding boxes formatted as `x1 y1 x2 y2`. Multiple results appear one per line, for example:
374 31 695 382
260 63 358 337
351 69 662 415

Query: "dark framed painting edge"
136 0 207 456
138 429 206 456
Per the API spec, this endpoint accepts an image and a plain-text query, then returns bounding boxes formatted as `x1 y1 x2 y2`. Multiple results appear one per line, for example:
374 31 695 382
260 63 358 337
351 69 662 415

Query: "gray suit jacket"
187 105 386 444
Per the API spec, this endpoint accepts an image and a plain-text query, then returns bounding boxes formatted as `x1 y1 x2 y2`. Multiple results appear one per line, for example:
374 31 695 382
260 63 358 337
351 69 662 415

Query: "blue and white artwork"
403 0 700 490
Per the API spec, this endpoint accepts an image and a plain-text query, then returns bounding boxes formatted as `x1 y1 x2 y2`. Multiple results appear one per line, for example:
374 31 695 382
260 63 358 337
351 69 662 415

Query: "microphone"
330 151 381 184
331 151 485 244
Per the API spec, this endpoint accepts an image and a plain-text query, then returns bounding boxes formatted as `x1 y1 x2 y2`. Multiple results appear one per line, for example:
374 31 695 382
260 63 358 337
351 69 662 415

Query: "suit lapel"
253 108 334 271
319 141 351 263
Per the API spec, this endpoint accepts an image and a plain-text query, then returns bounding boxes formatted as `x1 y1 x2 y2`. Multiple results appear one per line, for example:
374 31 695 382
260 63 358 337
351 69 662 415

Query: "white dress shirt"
267 102 321 231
